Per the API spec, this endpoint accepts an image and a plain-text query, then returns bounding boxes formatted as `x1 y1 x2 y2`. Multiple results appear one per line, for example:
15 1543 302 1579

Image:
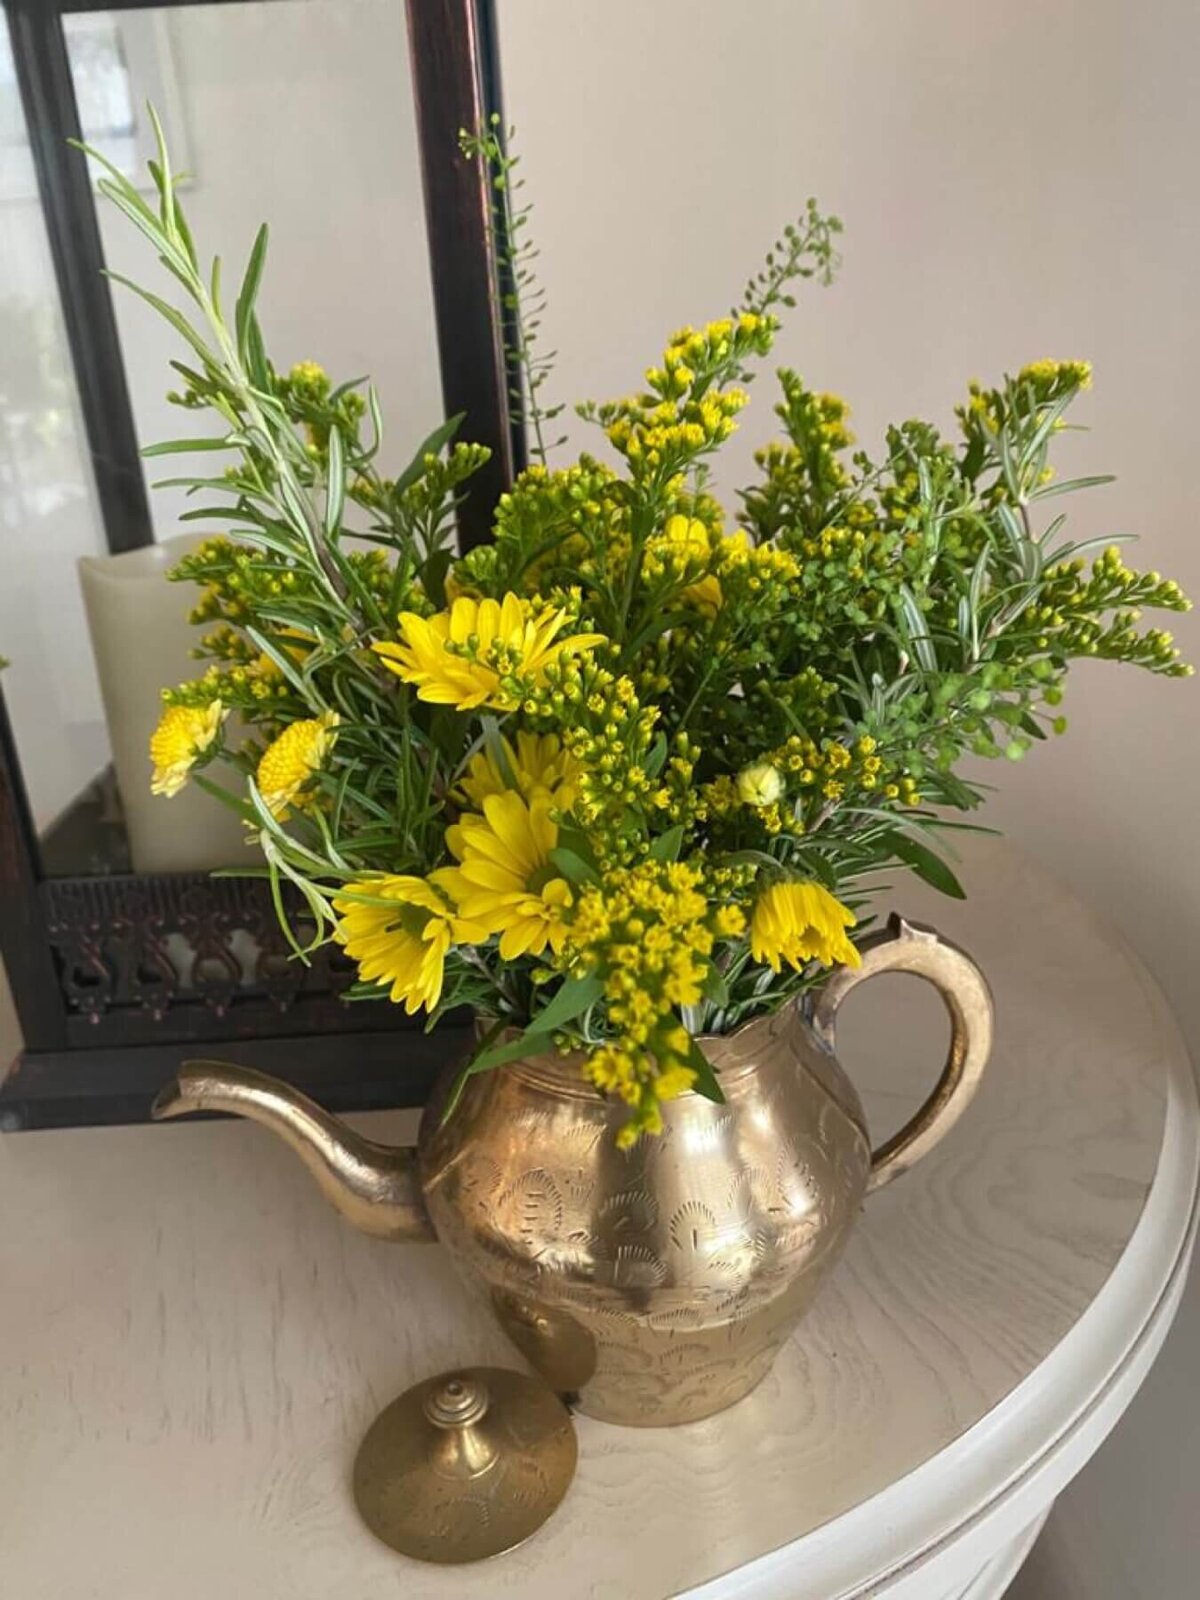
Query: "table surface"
1 840 1196 1600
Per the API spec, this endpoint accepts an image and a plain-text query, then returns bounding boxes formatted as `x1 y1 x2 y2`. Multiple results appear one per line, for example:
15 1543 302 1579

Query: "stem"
476 128 554 468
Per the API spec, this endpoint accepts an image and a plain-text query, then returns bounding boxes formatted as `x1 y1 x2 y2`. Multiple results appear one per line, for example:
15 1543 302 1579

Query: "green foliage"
460 114 564 465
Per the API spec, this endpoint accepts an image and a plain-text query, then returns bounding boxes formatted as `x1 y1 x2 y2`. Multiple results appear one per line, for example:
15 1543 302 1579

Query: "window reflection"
0 15 112 843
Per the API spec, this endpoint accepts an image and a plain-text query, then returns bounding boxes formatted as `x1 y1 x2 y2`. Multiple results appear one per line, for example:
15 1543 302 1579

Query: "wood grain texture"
0 839 1194 1600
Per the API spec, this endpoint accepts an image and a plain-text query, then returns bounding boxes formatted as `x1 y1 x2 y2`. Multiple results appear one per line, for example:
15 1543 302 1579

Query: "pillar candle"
78 532 248 873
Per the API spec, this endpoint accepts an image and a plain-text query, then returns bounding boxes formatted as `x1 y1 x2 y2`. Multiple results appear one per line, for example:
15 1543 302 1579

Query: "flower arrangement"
101 118 1190 1144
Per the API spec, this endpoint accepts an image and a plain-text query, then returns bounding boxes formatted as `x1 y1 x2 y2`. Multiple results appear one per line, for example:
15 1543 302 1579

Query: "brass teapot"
154 917 992 1426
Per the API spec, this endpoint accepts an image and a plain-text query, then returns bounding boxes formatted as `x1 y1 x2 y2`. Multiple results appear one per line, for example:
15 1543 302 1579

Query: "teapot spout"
152 1061 435 1243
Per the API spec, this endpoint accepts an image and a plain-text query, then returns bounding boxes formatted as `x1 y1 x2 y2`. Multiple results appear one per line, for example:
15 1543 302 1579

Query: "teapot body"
419 1005 871 1426
154 917 992 1429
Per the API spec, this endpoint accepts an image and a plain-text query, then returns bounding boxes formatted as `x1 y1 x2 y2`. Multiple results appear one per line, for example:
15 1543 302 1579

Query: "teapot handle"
810 914 994 1196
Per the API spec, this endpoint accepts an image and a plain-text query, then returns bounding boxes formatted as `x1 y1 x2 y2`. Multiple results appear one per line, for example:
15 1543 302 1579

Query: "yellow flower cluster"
288 359 328 391
256 710 339 819
642 514 724 613
693 732 919 843
1019 358 1093 392
641 513 801 617
149 700 227 796
523 658 662 852
746 384 856 532
373 593 603 712
765 731 918 809
454 461 632 603
958 359 1094 443
597 316 772 478
649 314 771 397
565 859 745 1146
605 390 747 473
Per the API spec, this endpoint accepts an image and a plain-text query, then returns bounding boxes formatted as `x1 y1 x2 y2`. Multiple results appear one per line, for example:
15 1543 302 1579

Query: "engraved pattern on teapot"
422 1015 873 1424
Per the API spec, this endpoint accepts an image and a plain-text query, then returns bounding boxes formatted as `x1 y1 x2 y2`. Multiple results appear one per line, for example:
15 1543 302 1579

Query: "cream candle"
78 532 248 873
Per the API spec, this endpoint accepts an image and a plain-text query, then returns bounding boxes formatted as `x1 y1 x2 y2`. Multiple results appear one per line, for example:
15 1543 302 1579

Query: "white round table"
0 840 1196 1599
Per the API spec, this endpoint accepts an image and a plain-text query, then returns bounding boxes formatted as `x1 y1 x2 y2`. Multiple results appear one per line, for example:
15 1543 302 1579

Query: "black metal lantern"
0 0 519 1128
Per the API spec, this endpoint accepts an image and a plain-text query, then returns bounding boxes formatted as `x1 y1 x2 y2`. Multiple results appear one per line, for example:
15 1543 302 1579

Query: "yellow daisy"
372 593 604 711
750 880 860 973
333 873 486 1015
149 700 227 797
440 789 573 959
256 710 339 820
458 731 579 810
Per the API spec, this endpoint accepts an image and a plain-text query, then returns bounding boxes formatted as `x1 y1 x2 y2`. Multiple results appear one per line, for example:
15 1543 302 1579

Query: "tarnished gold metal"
154 915 993 1426
152 1063 435 1242
352 1367 577 1563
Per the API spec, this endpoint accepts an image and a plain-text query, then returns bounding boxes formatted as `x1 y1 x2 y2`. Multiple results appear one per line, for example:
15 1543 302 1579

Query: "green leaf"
1029 473 1116 502
896 585 937 673
480 715 516 783
141 435 233 458
889 832 966 899
236 223 269 358
649 824 684 862
448 1030 537 1081
245 312 269 390
643 731 669 779
392 413 464 496
192 771 256 822
554 824 601 873
548 846 599 887
529 972 605 1036
325 424 345 537
701 959 730 1007
365 383 384 460
423 546 453 608
682 1032 726 1105
456 974 606 1085
104 271 215 367
722 848 778 872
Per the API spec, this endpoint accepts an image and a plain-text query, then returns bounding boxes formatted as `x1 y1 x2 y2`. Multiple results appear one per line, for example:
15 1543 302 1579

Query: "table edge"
680 967 1200 1600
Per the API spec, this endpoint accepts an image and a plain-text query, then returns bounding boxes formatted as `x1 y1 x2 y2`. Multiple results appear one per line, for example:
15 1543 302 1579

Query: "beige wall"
496 4 1198 1595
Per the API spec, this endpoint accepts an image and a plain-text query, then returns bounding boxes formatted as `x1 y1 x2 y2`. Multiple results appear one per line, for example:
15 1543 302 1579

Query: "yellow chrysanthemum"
256 710 339 820
440 790 573 959
750 880 860 973
333 873 486 1015
149 700 226 797
458 731 580 810
372 593 604 711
